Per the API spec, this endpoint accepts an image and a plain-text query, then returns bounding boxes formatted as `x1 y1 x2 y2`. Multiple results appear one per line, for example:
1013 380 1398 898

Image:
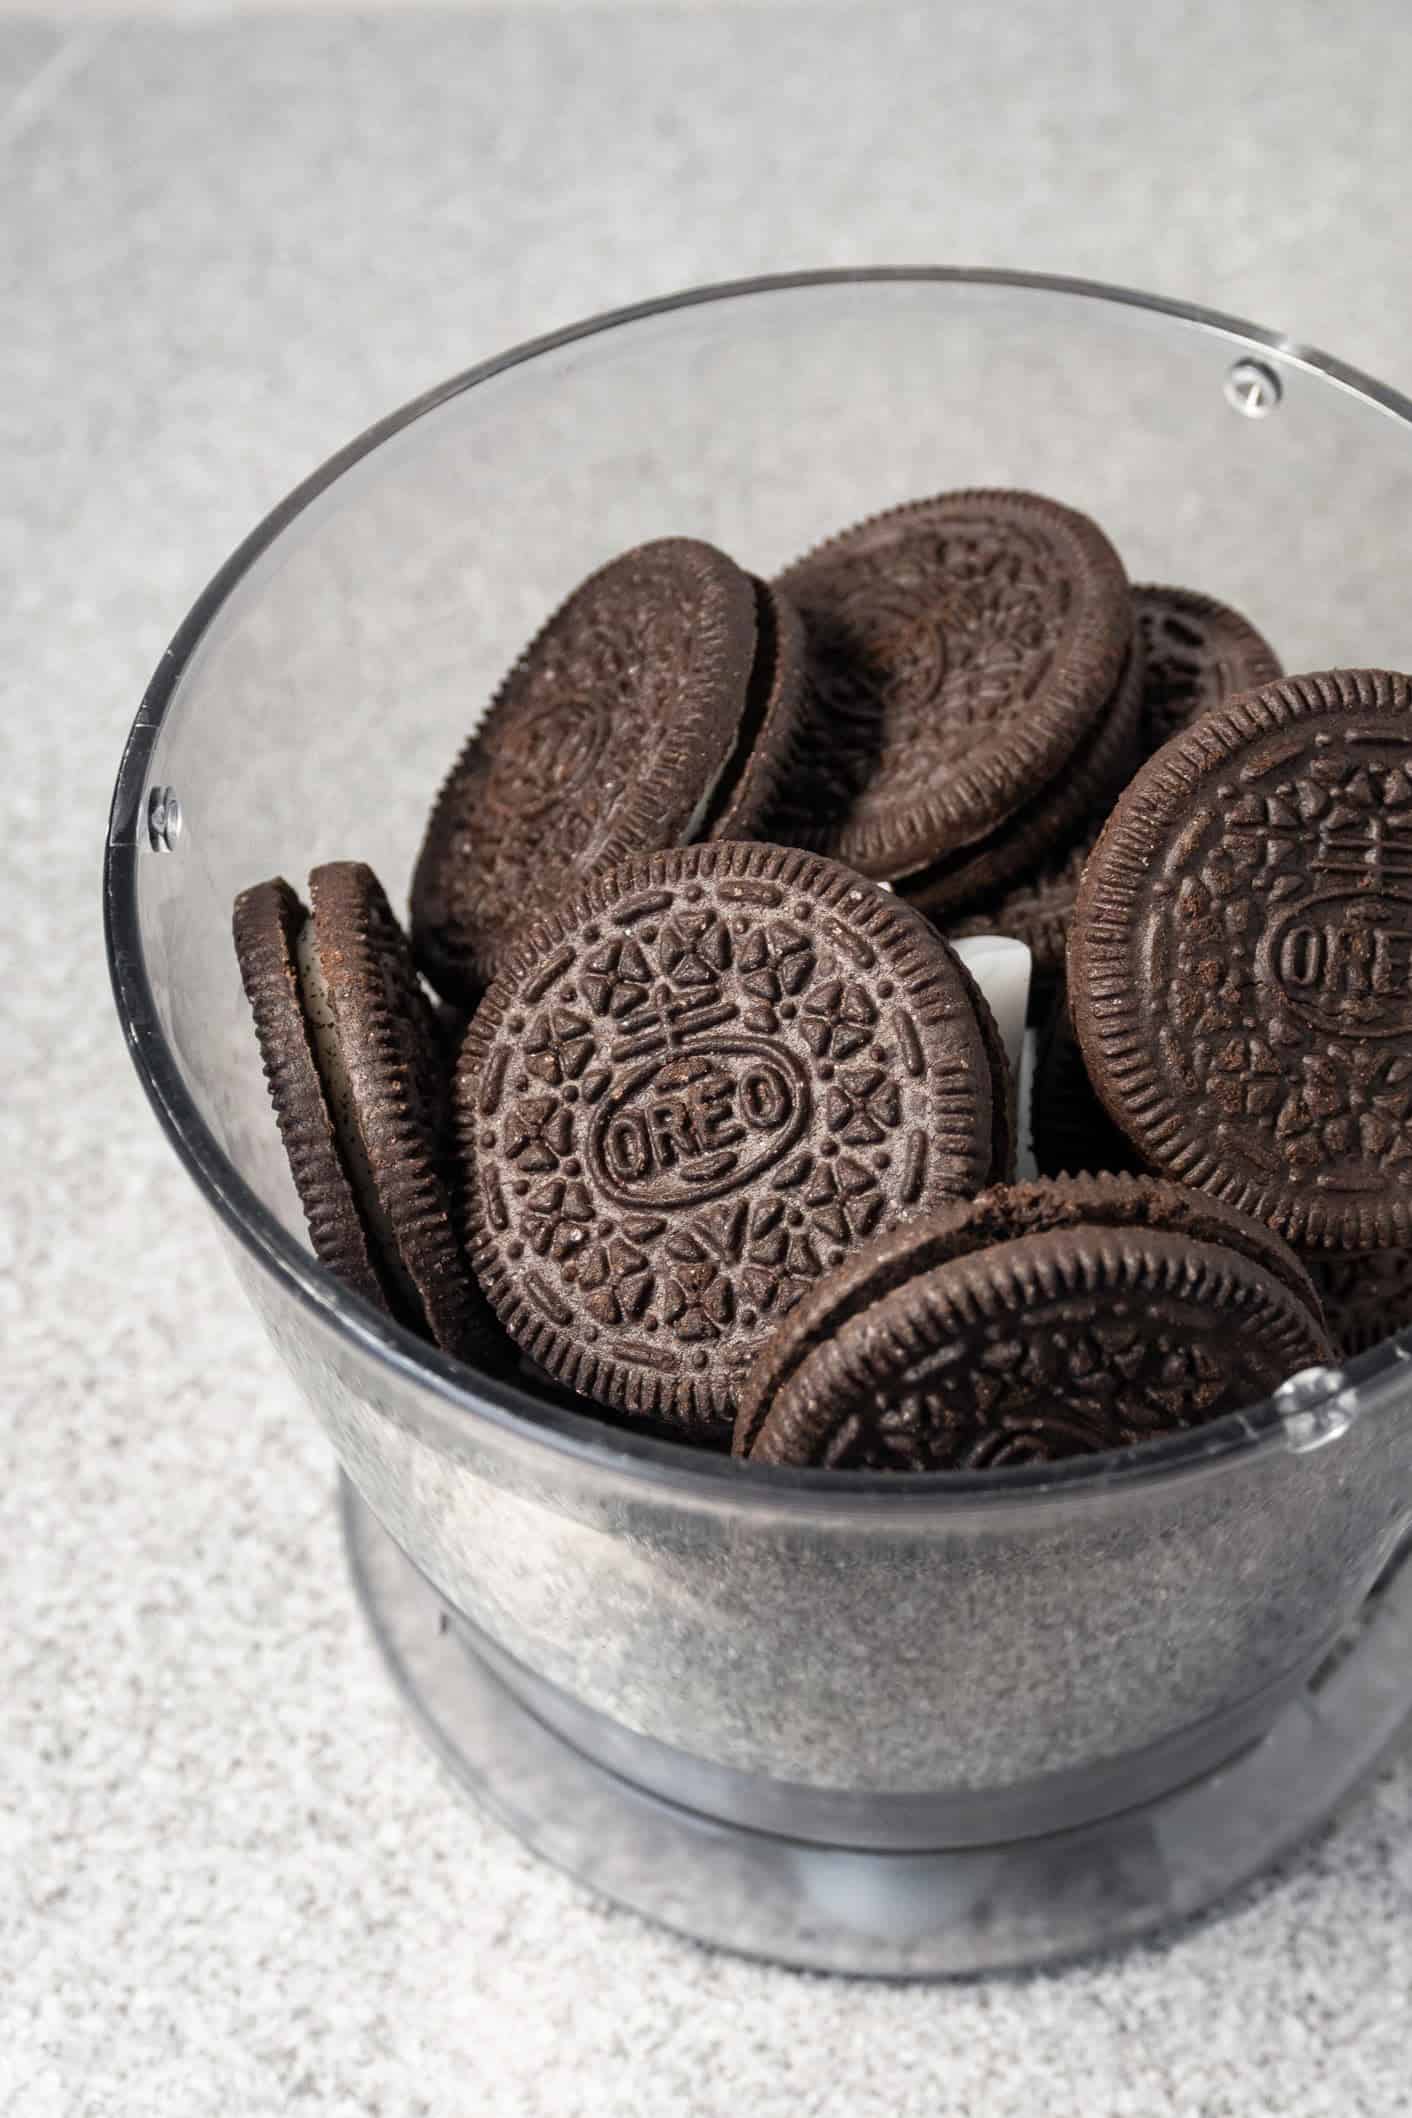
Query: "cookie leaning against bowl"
233 860 502 1363
946 583 1282 978
766 489 1132 880
735 1172 1326 1454
1070 668 1412 1254
411 540 804 1008
456 840 1005 1436
735 1176 1331 1470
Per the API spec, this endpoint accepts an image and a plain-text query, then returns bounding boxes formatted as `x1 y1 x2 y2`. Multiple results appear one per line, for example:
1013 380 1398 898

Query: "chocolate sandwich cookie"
1306 1250 1412 1360
766 490 1131 879
412 541 803 1006
234 861 499 1361
734 1172 1324 1458
736 1176 1330 1470
947 583 1282 977
900 634 1144 921
457 840 1002 1433
1071 669 1412 1252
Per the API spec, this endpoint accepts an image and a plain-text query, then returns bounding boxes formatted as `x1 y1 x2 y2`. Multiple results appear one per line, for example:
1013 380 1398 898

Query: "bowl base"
341 1476 1412 1978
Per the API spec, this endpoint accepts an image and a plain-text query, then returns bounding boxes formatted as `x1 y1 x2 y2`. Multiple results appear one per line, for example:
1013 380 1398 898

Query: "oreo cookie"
736 1176 1330 1469
233 862 499 1361
947 584 1281 978
456 840 1005 1433
1071 669 1412 1252
900 635 1144 922
411 541 803 1006
766 490 1132 878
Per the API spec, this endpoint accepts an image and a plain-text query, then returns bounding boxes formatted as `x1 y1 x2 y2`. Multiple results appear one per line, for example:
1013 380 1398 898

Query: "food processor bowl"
106 271 1412 1974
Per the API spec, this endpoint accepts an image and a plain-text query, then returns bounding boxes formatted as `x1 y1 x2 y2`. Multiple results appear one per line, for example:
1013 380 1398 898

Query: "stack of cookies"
234 491 1412 1471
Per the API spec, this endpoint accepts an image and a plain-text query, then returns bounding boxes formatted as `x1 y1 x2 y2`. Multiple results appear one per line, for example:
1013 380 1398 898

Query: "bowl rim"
104 264 1412 1509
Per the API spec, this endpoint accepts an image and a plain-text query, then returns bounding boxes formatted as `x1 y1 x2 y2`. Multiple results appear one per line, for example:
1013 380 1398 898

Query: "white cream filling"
295 917 425 1320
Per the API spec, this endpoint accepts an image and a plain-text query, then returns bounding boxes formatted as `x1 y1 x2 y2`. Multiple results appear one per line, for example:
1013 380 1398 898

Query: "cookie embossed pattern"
1072 668 1412 1252
458 840 997 1431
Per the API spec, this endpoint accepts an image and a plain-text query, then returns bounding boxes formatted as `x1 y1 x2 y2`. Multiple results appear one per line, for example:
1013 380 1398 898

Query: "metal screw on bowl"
1225 358 1283 419
1274 1365 1355 1452
147 785 181 850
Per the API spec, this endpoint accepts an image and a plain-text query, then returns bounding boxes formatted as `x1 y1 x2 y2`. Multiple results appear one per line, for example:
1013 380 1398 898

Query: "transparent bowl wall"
108 273 1412 1846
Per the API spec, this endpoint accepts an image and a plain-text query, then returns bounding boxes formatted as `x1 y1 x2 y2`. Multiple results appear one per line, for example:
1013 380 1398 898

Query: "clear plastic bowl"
106 271 1412 1975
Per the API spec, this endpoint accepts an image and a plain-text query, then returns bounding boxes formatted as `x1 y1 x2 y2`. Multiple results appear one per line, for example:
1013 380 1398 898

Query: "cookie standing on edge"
736 1177 1331 1470
766 490 1132 878
900 633 1145 921
457 841 1005 1434
411 540 804 1007
946 583 1282 978
233 861 501 1363
1070 669 1412 1252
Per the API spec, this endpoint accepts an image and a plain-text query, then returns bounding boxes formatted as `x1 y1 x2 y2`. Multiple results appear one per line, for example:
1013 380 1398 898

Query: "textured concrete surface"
5 6 1412 2114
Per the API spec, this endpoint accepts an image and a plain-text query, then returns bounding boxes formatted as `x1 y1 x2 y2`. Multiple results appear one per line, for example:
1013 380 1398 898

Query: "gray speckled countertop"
5 6 1412 2113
